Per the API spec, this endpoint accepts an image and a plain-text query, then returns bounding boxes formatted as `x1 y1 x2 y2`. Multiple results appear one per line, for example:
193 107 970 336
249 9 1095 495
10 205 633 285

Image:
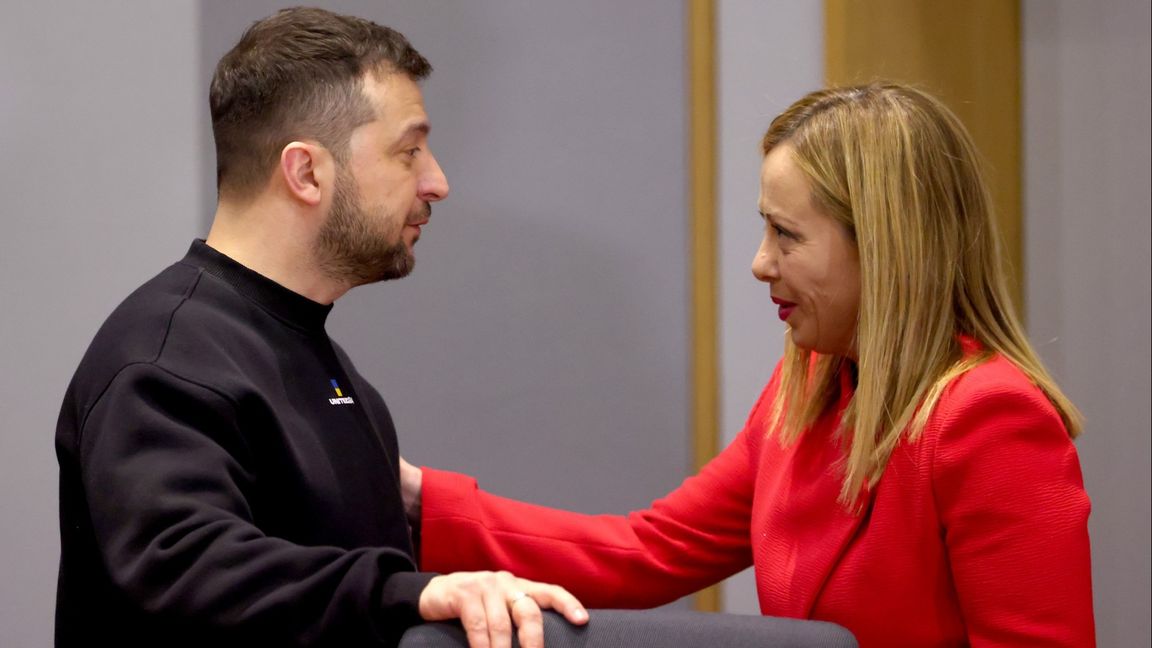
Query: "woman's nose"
751 240 777 283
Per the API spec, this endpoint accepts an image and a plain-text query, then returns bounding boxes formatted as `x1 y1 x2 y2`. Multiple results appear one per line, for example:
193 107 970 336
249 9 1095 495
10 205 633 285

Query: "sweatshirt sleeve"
78 362 434 646
419 388 774 608
931 378 1095 647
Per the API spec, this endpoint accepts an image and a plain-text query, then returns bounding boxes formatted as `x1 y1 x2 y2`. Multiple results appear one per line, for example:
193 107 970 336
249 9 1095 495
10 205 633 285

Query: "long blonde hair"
761 83 1082 505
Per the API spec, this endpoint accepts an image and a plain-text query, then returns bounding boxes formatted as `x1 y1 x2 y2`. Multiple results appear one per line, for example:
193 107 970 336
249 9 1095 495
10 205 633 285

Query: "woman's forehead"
759 146 812 214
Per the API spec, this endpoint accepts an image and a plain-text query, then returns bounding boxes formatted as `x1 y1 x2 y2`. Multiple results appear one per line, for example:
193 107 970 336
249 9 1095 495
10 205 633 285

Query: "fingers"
523 583 588 626
509 591 545 648
482 586 514 648
506 579 588 648
457 591 492 648
418 571 589 648
452 573 520 648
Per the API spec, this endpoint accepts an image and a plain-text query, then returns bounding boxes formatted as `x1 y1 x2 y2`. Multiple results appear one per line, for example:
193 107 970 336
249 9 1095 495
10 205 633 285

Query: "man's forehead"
361 74 428 129
363 70 423 103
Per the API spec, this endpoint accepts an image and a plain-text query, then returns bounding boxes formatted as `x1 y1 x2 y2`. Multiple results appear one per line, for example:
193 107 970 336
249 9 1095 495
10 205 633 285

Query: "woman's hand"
399 456 423 524
419 570 588 648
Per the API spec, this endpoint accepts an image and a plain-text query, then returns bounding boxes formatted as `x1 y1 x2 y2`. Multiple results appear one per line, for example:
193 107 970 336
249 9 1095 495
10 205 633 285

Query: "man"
55 8 586 647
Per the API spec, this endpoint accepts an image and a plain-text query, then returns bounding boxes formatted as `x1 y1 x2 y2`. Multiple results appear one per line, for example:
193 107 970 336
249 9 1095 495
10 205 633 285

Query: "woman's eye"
772 224 792 239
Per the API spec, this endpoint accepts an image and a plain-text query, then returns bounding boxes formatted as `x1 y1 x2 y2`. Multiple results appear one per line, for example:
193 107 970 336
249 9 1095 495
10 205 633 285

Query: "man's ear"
279 141 334 207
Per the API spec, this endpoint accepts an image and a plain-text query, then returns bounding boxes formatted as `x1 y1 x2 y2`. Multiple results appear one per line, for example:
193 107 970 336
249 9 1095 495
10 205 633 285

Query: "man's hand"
399 456 423 524
419 570 588 648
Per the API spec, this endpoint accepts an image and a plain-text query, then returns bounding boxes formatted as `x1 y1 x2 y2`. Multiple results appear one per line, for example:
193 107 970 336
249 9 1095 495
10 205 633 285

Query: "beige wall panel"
825 0 1023 309
688 0 721 613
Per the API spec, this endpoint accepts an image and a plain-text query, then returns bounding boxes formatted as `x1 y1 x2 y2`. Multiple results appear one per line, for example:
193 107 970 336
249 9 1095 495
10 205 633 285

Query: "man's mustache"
407 204 431 225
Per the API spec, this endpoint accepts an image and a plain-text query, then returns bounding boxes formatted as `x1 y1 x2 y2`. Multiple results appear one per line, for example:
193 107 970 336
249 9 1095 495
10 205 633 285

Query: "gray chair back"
399 609 857 647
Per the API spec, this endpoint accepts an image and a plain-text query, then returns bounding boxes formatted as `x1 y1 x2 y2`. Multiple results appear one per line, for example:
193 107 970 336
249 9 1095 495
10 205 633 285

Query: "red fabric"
421 353 1095 647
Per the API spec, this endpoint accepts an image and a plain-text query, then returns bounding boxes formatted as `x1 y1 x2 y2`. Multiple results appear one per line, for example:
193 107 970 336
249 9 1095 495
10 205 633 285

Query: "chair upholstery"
399 609 857 647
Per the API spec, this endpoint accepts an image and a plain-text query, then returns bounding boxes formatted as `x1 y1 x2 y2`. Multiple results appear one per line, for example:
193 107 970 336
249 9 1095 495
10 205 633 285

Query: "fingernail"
573 609 588 622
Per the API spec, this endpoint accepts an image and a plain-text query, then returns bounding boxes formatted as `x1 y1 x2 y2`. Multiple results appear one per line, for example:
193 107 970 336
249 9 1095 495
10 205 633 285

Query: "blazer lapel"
752 370 876 619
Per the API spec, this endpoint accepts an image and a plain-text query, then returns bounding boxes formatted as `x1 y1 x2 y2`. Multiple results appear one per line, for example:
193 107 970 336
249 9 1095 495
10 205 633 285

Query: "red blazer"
421 351 1094 647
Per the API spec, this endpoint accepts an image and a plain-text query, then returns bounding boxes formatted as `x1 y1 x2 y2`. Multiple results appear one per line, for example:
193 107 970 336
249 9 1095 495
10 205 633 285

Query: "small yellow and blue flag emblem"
328 379 354 405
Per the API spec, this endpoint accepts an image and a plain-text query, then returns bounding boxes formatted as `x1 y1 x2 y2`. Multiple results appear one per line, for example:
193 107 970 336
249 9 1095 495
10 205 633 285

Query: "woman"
402 84 1095 647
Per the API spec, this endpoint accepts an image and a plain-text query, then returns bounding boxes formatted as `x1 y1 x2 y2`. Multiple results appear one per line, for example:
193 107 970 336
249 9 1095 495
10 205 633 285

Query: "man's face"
316 72 449 285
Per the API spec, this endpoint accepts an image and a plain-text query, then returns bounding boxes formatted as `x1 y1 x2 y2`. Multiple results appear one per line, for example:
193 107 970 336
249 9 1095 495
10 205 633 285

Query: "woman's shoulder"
923 351 1071 458
938 352 1056 416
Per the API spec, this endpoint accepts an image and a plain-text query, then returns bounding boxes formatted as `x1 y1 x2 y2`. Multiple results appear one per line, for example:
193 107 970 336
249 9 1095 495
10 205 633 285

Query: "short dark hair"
210 7 431 199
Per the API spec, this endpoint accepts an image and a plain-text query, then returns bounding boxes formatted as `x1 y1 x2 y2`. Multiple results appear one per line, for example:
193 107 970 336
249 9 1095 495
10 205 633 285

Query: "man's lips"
406 204 432 229
405 219 427 244
406 214 429 237
771 297 797 321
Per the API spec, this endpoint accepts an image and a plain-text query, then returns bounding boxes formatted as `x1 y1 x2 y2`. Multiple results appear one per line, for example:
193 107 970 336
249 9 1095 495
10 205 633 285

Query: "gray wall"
715 0 822 614
198 0 692 518
1023 1 1152 645
0 2 203 645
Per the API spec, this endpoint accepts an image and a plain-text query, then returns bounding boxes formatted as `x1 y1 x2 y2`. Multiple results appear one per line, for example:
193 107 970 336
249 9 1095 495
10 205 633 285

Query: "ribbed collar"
181 239 333 332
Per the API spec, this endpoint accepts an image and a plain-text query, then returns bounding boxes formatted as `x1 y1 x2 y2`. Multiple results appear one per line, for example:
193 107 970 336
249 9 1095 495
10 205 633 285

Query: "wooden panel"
688 0 721 613
825 0 1023 311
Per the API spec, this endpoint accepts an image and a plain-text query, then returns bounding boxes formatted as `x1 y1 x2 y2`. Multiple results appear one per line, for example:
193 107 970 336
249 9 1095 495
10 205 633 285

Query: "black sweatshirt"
55 240 434 647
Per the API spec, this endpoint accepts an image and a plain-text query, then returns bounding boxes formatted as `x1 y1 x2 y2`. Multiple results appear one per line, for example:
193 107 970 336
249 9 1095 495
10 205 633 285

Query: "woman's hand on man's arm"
399 456 423 524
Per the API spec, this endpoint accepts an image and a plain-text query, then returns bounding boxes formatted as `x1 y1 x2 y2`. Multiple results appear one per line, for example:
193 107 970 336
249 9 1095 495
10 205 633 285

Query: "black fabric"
399 610 858 648
56 240 434 647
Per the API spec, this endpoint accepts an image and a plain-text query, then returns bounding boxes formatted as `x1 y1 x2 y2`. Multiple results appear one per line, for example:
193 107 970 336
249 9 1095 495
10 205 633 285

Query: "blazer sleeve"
419 387 775 609
79 363 433 646
930 377 1095 647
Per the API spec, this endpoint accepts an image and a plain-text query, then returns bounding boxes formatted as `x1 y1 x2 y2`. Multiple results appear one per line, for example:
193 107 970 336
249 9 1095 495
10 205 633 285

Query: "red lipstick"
771 297 797 321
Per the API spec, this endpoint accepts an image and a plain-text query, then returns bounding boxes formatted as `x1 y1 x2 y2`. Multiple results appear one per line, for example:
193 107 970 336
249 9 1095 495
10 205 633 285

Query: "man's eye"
407 147 421 157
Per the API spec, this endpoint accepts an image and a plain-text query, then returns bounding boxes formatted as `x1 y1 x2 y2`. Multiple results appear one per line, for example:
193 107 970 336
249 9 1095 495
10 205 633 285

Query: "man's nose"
419 153 450 202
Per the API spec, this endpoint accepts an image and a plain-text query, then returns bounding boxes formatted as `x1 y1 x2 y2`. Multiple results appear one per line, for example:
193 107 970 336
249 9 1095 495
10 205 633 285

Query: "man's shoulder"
57 259 208 436
64 255 267 403
78 261 204 376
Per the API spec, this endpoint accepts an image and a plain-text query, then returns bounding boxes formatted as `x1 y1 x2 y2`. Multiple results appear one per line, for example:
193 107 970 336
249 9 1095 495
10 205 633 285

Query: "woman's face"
752 144 861 358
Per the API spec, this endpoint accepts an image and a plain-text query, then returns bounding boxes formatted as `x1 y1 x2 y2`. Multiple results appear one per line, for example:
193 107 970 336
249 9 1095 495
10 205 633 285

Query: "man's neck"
205 199 352 305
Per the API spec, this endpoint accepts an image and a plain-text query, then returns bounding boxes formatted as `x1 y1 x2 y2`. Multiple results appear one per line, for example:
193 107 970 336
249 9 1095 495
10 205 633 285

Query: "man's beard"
316 170 428 286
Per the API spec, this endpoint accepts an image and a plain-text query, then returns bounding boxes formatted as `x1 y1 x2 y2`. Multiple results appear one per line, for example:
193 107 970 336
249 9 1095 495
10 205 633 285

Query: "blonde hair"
761 83 1082 505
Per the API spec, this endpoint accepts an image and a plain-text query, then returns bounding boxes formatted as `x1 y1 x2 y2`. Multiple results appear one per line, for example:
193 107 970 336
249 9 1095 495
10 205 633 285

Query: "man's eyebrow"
399 121 430 138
